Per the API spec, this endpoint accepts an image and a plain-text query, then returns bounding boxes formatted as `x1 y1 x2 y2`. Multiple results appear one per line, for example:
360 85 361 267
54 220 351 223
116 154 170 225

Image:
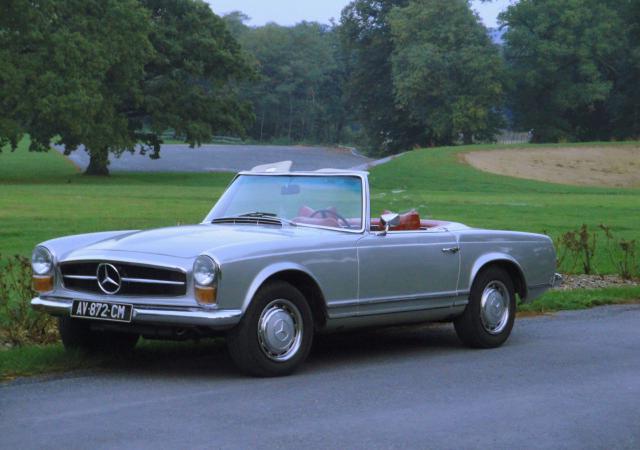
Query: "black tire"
58 316 139 354
226 281 314 377
454 266 516 348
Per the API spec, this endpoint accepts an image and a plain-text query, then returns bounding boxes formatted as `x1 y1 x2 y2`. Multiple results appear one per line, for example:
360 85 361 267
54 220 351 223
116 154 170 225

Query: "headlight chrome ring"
193 255 218 287
32 246 54 276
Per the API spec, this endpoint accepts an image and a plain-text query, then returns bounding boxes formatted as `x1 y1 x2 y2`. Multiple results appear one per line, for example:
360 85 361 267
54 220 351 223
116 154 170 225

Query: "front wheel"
454 266 516 348
226 281 314 377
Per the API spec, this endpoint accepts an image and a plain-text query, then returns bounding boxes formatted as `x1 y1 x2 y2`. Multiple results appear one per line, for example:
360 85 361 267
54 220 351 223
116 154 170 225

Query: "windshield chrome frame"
202 172 369 234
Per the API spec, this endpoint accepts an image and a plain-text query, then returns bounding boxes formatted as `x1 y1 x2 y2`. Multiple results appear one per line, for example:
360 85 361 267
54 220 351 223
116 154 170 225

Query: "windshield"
205 175 364 231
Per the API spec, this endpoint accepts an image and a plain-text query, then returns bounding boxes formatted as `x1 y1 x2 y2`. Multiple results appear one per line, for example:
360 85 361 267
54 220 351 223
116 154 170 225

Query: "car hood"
67 224 311 259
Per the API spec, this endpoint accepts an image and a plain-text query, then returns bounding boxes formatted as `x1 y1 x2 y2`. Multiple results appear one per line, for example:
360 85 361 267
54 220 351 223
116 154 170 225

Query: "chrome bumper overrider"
31 297 242 328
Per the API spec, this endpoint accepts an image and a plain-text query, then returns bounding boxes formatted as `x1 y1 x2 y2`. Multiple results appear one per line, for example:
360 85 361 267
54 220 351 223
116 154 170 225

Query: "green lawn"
1 139 639 274
0 138 234 256
1 138 639 379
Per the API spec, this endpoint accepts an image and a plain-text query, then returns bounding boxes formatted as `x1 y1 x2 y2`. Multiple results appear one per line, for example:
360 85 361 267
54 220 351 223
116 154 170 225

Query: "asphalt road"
57 144 372 172
2 305 639 449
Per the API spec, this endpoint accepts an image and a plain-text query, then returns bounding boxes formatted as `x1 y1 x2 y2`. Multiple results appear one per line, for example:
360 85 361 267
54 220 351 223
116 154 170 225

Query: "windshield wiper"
212 211 297 226
239 211 278 218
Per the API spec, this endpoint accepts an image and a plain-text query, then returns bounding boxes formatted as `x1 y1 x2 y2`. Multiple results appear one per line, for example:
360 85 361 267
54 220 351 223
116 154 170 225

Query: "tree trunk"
463 132 473 145
85 148 110 176
259 106 265 142
287 95 293 141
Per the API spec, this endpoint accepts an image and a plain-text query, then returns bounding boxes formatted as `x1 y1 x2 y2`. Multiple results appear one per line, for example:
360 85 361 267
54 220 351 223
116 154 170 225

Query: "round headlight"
193 255 217 286
32 246 54 275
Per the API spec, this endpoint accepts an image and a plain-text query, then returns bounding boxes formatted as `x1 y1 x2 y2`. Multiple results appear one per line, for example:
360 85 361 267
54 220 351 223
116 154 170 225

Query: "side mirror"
378 212 400 236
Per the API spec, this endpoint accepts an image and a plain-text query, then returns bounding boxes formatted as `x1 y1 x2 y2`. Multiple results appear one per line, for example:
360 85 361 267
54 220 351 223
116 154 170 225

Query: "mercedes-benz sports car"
31 161 559 376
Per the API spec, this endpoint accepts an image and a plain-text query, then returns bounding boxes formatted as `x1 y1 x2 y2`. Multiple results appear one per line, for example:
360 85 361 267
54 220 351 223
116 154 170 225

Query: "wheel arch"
469 254 527 301
242 263 328 329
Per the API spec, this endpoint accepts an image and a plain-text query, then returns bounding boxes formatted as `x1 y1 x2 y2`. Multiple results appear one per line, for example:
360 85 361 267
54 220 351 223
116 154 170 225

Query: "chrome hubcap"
480 280 510 334
257 299 303 362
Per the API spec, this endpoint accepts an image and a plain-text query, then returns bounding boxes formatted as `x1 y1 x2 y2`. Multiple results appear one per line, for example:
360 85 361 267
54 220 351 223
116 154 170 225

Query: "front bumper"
31 297 242 329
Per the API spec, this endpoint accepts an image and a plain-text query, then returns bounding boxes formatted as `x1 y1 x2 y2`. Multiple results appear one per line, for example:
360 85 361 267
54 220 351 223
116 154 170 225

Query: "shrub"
557 224 597 274
0 255 58 346
600 225 639 280
555 224 639 279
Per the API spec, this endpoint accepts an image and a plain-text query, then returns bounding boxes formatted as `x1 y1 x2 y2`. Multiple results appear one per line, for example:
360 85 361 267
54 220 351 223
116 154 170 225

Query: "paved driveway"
57 144 372 172
2 305 639 449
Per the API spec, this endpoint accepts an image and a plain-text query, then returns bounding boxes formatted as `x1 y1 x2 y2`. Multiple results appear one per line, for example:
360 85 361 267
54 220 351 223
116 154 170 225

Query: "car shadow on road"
308 322 464 366
91 322 465 380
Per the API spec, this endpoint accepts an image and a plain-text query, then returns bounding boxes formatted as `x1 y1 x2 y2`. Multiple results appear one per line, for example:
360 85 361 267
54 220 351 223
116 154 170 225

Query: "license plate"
71 300 133 323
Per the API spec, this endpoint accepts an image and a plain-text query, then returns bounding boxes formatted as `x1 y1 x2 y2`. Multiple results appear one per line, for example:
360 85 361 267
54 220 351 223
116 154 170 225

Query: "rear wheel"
454 266 516 348
58 316 139 354
226 281 314 377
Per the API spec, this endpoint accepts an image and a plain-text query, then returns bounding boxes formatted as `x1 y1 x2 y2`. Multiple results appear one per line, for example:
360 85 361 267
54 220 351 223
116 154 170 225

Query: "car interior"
292 206 448 231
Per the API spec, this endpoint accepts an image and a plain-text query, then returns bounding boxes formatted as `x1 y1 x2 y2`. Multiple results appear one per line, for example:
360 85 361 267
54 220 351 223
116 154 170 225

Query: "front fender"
241 262 321 312
39 230 139 261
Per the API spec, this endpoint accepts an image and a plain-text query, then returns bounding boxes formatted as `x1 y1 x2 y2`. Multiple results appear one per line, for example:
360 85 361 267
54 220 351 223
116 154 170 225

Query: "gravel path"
57 144 372 173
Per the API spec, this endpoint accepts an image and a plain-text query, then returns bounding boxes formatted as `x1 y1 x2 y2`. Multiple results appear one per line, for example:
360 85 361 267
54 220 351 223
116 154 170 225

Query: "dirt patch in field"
462 146 640 188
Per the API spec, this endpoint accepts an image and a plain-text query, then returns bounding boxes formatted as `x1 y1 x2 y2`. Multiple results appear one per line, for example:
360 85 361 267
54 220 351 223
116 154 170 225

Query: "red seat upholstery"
297 205 337 217
294 205 339 227
292 216 340 227
297 205 315 217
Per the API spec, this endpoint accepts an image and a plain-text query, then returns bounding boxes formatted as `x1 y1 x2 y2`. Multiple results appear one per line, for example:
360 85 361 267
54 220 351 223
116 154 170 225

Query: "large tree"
607 0 640 139
0 0 253 175
500 0 626 142
1 0 153 162
340 0 427 155
389 0 504 145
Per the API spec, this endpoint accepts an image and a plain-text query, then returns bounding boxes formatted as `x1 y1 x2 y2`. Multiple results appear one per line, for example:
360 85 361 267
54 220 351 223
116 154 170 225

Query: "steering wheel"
310 208 352 229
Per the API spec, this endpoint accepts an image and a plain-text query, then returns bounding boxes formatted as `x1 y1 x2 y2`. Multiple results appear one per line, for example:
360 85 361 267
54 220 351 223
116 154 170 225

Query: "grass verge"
518 285 640 314
0 339 225 382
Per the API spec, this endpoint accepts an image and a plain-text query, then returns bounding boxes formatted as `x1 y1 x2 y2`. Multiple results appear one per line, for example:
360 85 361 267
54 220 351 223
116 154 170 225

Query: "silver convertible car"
31 162 558 376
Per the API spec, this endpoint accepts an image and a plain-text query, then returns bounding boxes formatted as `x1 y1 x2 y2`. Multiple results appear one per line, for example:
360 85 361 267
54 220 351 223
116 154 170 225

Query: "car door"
356 230 460 316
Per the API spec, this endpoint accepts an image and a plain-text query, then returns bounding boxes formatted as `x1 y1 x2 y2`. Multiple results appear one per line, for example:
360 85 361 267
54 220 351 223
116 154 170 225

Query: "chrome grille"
60 261 187 296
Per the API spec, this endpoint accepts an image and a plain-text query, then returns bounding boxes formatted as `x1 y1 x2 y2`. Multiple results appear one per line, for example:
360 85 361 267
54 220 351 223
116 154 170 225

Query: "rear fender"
468 252 527 298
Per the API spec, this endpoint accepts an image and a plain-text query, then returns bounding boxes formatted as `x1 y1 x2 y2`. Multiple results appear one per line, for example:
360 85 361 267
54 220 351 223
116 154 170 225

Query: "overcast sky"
207 0 515 28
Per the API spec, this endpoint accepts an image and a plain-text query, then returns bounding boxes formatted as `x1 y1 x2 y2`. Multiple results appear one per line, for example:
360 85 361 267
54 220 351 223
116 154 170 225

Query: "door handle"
442 247 460 254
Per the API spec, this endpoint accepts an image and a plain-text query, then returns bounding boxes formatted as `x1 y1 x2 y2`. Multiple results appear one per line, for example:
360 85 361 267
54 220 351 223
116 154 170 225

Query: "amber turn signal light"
32 275 53 293
195 285 217 305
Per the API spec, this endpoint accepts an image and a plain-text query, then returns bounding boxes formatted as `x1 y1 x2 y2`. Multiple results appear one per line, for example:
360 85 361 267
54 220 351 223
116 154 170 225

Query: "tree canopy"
0 0 253 174
223 17 347 144
340 0 426 155
2 0 640 166
389 0 504 145
500 0 640 142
